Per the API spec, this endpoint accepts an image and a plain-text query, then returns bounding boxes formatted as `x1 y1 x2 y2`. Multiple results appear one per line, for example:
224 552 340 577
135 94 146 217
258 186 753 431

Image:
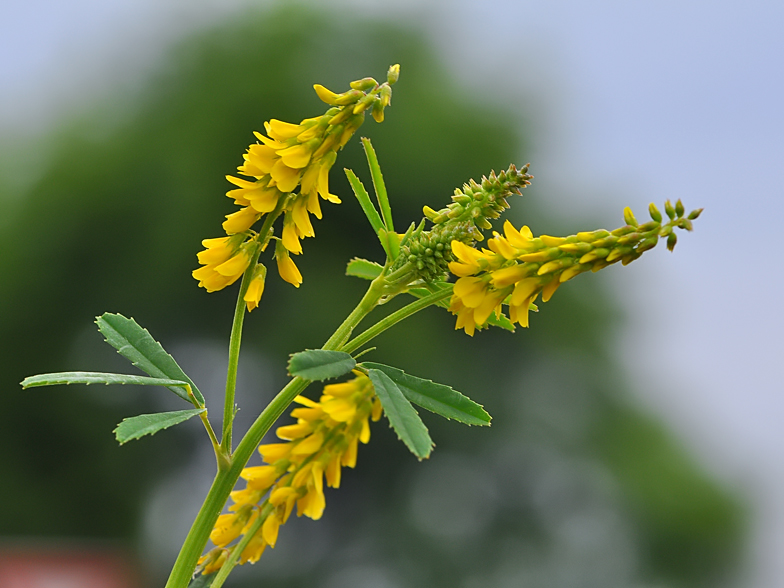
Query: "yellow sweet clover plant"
20 65 701 588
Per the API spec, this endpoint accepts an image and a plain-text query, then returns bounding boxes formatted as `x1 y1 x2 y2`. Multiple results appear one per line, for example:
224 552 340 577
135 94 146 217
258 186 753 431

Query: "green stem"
321 273 386 350
341 287 452 354
220 203 284 455
220 245 262 455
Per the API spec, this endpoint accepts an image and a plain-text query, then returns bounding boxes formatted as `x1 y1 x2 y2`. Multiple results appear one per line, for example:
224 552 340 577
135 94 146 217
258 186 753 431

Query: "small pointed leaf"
288 349 356 381
345 168 385 235
363 363 491 426
22 371 191 391
96 313 204 405
114 408 205 444
367 368 433 459
346 258 384 280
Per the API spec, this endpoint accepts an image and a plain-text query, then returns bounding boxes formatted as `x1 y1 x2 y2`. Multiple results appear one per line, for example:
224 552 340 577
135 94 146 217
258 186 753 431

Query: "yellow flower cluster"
193 66 399 311
199 373 382 573
448 202 698 335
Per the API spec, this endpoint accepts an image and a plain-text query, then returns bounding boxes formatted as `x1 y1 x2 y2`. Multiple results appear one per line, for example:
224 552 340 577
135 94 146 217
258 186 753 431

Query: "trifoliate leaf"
367 368 433 460
288 349 356 381
363 363 491 426
114 409 205 444
96 313 204 405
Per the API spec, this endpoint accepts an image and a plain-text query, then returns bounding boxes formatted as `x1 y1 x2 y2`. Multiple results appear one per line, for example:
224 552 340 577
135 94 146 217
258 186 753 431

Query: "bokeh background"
1 1 780 587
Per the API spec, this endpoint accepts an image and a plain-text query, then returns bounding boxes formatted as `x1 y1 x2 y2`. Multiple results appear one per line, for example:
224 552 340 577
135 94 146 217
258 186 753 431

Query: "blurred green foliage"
0 4 743 587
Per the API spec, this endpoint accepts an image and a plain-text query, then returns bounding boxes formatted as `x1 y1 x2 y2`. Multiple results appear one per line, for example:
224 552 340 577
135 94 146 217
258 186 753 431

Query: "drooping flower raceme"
199 373 382 572
193 66 400 311
448 201 702 335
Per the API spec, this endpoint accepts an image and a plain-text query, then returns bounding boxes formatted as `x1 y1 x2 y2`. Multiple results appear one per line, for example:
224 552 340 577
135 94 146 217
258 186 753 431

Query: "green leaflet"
21 371 191 391
361 138 394 234
96 313 204 405
367 368 433 460
362 363 491 426
114 408 206 444
345 168 385 236
346 258 384 280
288 349 356 381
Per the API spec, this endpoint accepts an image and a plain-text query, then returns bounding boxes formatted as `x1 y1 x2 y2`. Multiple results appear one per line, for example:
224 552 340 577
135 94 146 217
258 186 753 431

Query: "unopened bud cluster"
423 164 533 232
449 199 702 335
393 221 474 282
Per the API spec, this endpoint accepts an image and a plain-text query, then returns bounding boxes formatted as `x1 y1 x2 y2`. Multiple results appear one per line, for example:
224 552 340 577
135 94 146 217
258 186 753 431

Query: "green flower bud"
649 202 663 223
664 199 676 220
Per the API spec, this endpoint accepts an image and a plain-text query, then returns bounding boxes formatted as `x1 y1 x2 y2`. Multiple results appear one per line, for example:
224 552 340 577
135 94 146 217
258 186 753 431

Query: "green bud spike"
667 232 678 251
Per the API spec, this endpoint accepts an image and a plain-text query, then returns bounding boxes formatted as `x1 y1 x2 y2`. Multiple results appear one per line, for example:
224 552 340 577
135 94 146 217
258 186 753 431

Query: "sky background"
2 1 781 586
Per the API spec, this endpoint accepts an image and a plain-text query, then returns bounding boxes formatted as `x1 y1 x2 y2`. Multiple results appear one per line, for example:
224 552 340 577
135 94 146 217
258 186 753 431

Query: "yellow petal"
267 119 303 140
270 159 302 193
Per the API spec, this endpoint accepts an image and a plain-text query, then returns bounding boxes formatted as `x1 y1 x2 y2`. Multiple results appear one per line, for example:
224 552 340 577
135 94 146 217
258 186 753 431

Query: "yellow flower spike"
275 246 303 288
205 374 382 570
222 206 260 235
